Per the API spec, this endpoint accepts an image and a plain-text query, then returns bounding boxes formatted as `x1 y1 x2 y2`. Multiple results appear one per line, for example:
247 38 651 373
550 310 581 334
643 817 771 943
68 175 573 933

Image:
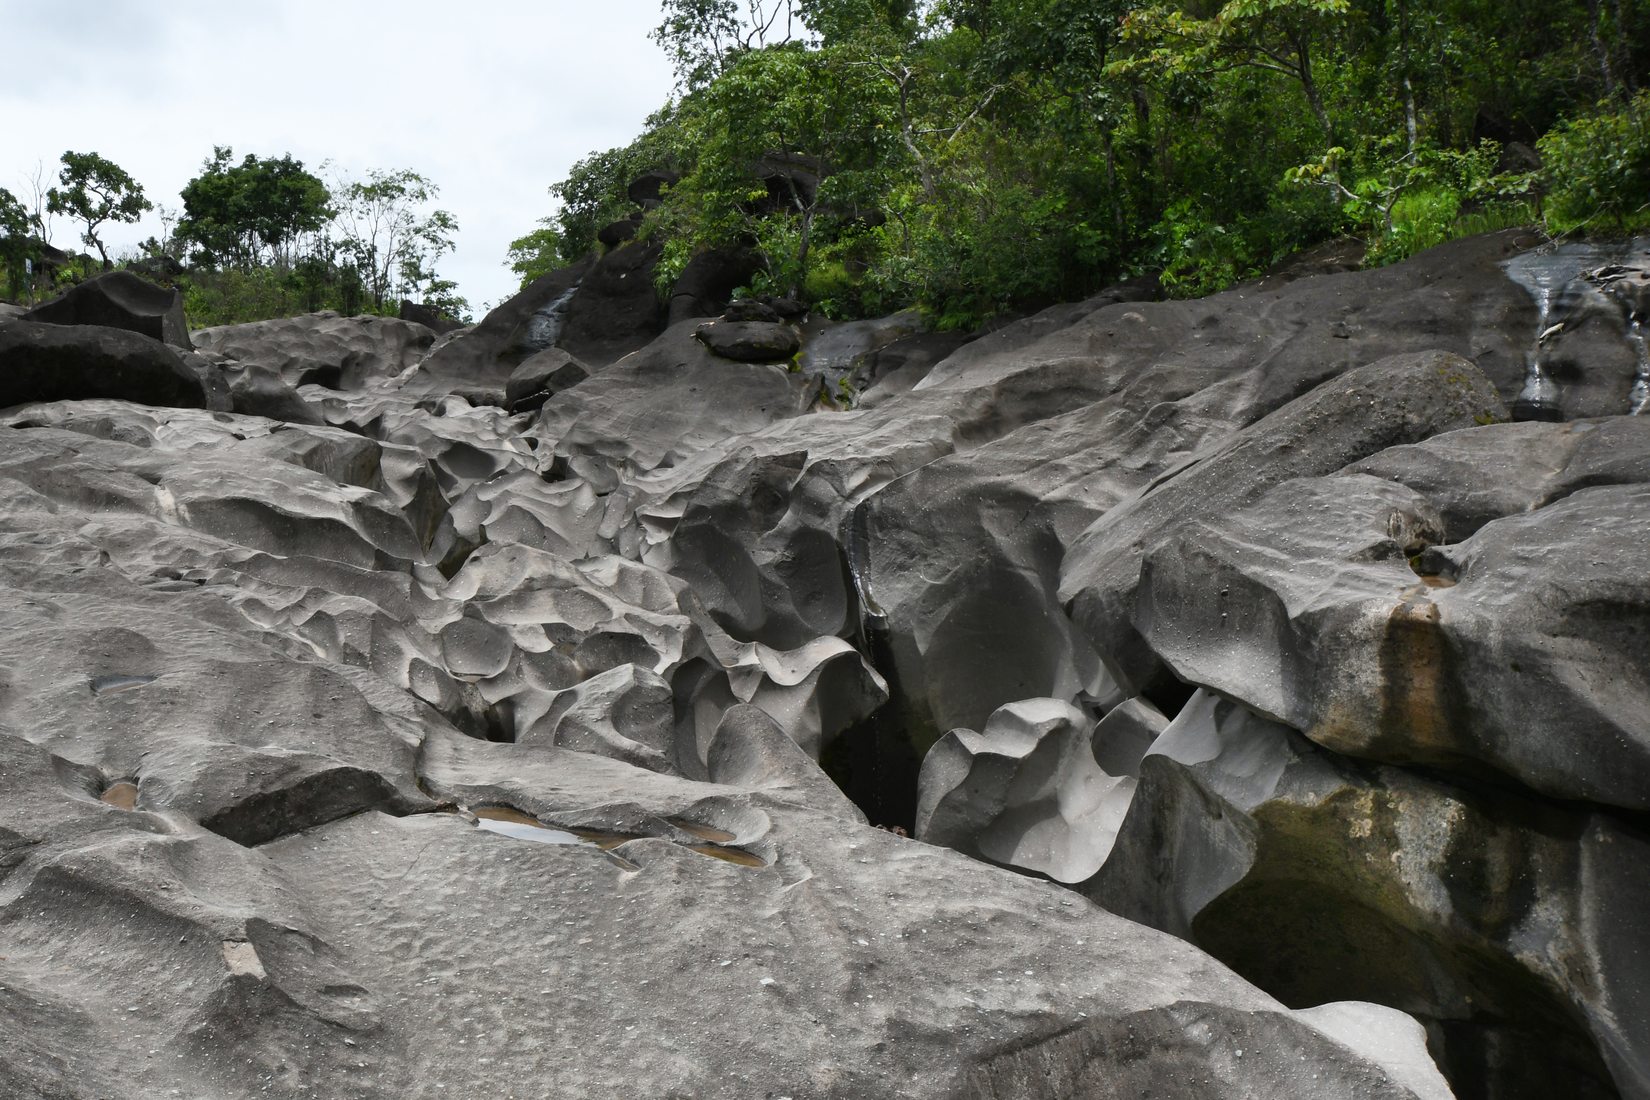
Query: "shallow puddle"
667 817 738 844
90 674 157 696
1417 575 1457 589
685 843 768 868
469 806 764 868
472 806 586 846
573 829 649 850
100 782 139 810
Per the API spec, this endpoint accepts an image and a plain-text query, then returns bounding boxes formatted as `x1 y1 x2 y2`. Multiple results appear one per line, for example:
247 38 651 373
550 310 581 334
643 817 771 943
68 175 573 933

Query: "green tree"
662 41 902 299
45 150 152 270
331 168 459 311
653 0 803 88
1114 0 1351 143
1540 89 1650 230
177 147 331 269
504 218 565 287
0 186 37 300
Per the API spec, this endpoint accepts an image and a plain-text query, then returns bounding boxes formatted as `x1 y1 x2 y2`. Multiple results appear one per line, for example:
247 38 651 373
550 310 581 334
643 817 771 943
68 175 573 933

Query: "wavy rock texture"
1 230 1647 1099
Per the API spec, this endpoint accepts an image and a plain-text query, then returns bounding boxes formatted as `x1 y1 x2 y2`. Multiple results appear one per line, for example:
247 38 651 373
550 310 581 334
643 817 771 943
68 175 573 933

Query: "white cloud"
2 0 678 314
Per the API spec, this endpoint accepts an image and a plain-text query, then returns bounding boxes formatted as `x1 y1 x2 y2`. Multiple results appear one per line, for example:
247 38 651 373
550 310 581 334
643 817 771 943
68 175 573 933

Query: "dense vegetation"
514 0 1650 327
2 149 467 328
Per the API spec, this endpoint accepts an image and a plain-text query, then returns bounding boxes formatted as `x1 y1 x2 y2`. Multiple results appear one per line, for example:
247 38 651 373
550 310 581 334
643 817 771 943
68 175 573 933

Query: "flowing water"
520 283 581 354
1503 239 1650 418
1629 319 1649 415
1502 245 1600 421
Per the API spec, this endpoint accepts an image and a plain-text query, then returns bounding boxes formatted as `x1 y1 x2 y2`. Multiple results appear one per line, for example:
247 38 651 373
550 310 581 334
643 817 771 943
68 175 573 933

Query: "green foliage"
549 119 683 261
1540 91 1650 232
0 186 36 300
45 150 152 270
505 219 565 287
331 168 459 312
508 0 1650 329
177 147 331 269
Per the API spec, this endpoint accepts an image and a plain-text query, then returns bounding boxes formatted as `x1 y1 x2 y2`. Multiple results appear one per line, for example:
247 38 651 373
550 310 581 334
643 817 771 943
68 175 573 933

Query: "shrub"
1540 92 1650 233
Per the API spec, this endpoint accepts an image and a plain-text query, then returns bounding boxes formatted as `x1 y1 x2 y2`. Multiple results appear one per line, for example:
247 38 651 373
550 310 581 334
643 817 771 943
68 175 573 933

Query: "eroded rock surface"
2 229 1646 1099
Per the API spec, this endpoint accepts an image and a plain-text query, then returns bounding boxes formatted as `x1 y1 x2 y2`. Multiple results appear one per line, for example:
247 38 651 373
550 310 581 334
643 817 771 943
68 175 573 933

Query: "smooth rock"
1059 350 1507 696
915 698 1136 884
0 320 209 410
695 318 802 362
22 269 191 349
1086 689 1648 1100
192 311 435 390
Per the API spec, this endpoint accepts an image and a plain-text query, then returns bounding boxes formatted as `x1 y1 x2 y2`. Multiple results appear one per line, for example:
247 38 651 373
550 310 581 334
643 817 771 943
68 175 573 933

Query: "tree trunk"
1585 0 1619 99
1103 129 1125 242
1295 35 1334 145
1608 0 1634 94
1398 0 1418 154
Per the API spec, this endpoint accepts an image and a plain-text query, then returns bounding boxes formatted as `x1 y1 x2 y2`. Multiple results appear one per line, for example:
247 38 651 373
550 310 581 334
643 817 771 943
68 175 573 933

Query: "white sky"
2 0 678 313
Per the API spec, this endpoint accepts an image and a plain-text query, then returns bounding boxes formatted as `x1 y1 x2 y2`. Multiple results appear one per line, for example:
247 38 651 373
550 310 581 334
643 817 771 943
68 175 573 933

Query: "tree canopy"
177 148 331 270
514 0 1650 326
46 151 152 271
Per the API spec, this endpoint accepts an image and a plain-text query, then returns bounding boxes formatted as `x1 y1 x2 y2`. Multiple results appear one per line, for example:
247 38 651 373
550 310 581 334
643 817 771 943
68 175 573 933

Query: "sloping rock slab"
1134 439 1650 810
1086 689 1648 1100
23 269 191 349
1059 350 1506 695
192 312 436 391
0 320 208 410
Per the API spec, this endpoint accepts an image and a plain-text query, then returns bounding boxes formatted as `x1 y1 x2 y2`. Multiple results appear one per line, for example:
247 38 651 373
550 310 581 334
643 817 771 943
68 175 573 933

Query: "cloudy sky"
4 0 679 313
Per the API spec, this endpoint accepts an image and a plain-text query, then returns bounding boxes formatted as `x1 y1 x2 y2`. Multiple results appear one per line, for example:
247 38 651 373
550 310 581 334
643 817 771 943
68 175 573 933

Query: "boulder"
1059 350 1507 696
504 346 590 412
667 246 762 325
22 269 191 348
191 311 436 390
723 298 781 323
0 320 209 410
1087 689 1649 1100
626 168 679 207
557 239 665 366
915 698 1136 883
596 212 643 249
694 319 801 362
223 361 327 424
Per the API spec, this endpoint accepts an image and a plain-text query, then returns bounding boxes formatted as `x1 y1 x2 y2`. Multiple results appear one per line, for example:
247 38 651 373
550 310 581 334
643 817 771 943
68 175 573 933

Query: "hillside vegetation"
513 0 1650 327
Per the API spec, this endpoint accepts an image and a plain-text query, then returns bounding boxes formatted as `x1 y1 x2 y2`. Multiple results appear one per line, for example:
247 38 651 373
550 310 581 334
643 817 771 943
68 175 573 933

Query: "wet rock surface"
0 229 1646 1098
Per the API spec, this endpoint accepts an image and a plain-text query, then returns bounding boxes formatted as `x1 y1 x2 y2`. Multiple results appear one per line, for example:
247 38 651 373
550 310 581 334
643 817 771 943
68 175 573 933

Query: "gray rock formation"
916 698 1136 884
23 269 192 349
1059 349 1506 698
192 311 436 390
3 229 1647 1099
1133 463 1650 811
0 393 1444 1099
0 319 210 409
1085 689 1648 1100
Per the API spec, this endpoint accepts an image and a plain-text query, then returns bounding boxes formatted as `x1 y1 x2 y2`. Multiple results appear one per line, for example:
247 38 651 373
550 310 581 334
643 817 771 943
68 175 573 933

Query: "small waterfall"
1504 238 1650 420
1514 283 1564 421
521 283 581 353
1502 246 1597 422
1629 318 1650 415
